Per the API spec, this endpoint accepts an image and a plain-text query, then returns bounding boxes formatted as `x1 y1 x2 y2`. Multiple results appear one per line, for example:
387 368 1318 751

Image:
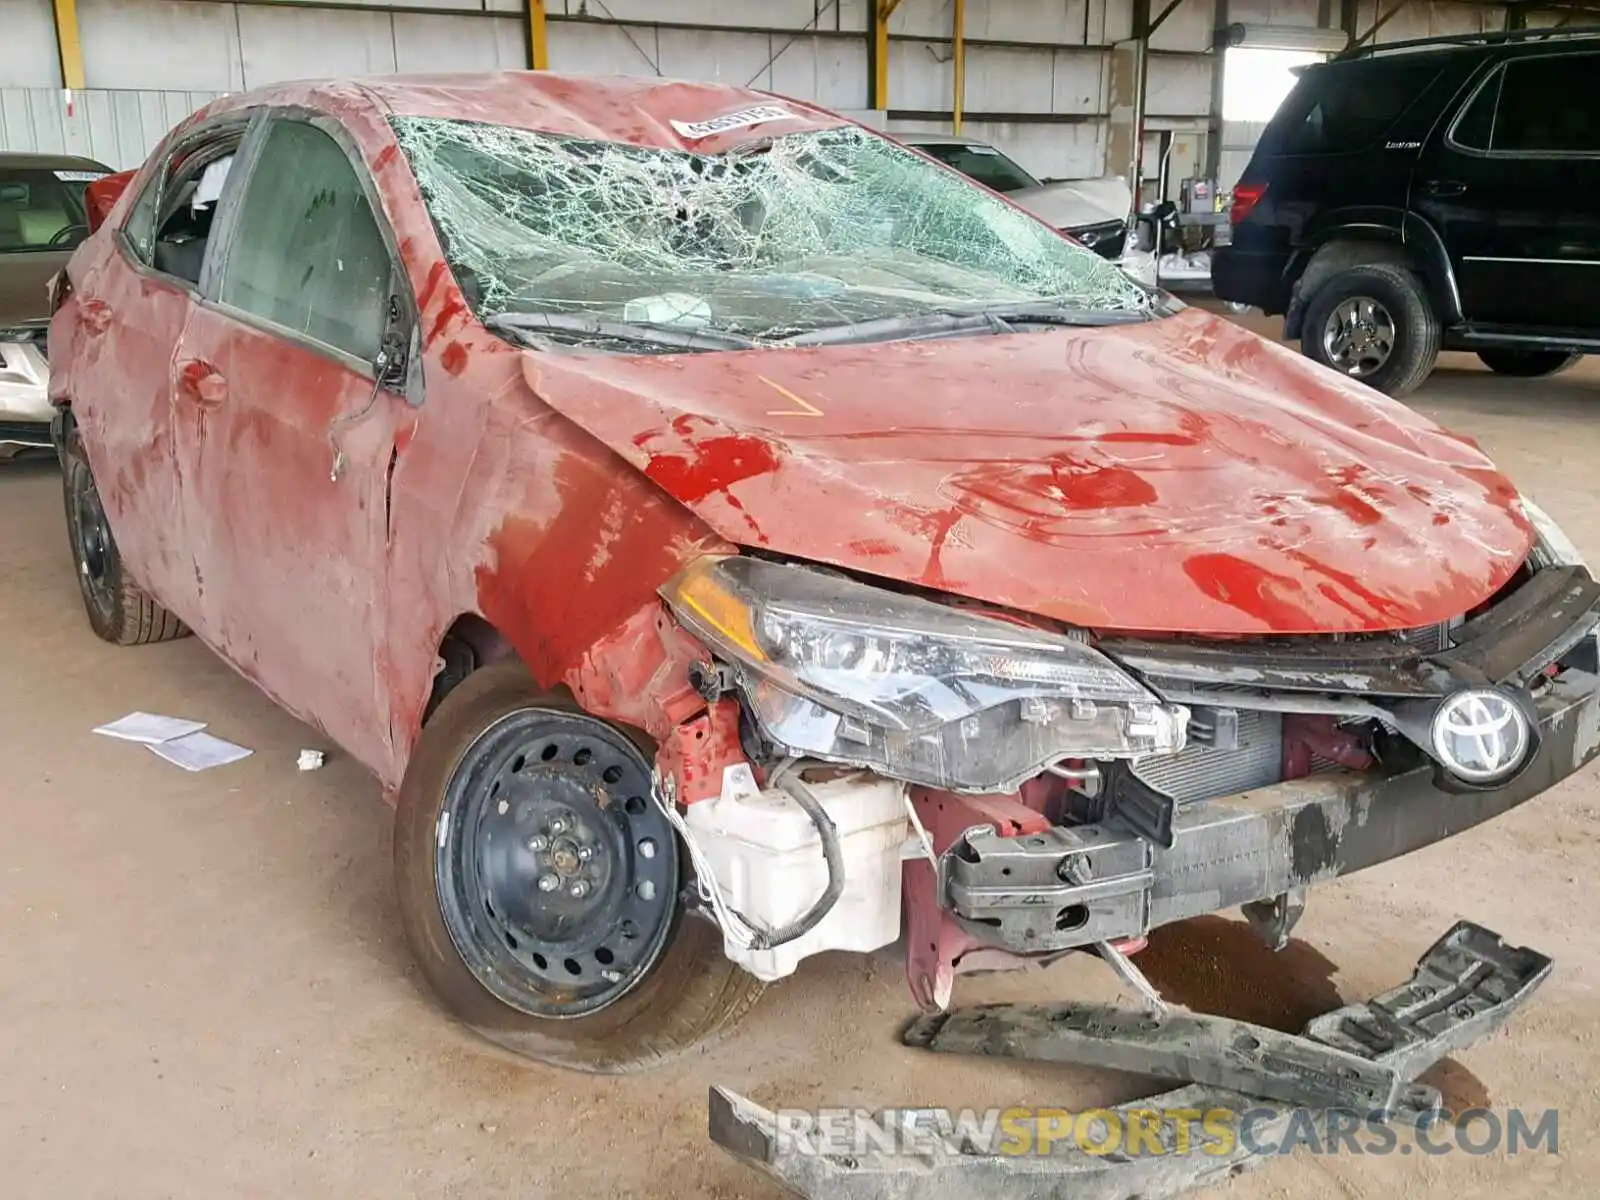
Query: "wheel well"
1286 241 1420 339
426 613 513 720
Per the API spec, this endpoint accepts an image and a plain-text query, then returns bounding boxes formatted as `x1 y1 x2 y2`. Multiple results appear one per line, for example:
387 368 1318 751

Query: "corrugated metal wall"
0 0 1217 179
0 88 220 170
0 0 1545 180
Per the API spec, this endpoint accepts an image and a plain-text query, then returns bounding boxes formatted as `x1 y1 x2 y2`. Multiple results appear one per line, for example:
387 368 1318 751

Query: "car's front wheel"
1301 264 1441 397
393 660 764 1071
60 423 189 646
1477 348 1582 378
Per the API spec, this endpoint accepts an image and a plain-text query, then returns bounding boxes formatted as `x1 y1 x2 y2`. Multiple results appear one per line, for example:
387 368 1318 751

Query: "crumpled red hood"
520 307 1532 635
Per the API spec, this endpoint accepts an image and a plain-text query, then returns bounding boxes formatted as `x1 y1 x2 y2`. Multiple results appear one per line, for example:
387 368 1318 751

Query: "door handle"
1421 179 1467 197
178 359 228 406
79 298 113 334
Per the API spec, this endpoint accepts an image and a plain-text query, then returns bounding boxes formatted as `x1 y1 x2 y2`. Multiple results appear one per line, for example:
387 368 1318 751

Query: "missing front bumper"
942 669 1600 955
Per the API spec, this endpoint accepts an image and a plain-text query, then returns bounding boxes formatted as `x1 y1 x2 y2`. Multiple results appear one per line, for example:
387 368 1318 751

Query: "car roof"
0 151 112 173
193 72 849 151
1333 27 1600 64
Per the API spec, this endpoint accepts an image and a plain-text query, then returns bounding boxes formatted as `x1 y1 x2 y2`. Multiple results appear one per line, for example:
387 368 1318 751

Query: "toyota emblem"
1430 690 1532 784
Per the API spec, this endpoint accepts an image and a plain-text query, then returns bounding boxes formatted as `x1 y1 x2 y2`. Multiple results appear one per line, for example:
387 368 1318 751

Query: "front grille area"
1397 622 1453 654
1132 709 1283 804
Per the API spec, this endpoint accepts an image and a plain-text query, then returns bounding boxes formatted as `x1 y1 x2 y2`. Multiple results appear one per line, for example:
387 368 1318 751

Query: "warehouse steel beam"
1351 0 1412 47
871 0 904 112
525 0 549 70
51 0 86 91
1147 0 1191 36
952 0 966 133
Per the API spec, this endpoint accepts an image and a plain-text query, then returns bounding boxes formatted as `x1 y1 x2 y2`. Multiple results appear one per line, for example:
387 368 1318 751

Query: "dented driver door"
172 113 414 773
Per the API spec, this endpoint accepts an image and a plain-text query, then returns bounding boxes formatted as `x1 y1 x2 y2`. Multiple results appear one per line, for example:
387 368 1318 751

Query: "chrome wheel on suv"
1300 263 1441 397
1322 296 1396 378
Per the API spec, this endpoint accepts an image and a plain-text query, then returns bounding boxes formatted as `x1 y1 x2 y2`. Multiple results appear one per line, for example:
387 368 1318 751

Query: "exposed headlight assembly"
661 556 1187 793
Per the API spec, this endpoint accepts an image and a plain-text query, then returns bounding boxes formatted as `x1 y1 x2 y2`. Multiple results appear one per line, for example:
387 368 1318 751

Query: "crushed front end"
648 502 1600 1009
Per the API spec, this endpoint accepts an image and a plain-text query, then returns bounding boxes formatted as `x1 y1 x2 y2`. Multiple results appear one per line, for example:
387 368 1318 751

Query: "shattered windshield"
390 117 1152 350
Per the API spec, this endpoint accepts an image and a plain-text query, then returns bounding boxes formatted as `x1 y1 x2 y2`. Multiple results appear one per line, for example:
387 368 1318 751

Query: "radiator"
1132 709 1284 804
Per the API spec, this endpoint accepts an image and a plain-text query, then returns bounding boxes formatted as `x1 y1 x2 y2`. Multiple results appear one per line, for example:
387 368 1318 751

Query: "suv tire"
1477 349 1582 378
1301 264 1441 397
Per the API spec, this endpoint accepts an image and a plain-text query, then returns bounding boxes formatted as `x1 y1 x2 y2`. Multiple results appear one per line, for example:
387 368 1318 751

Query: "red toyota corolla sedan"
47 72 1600 1073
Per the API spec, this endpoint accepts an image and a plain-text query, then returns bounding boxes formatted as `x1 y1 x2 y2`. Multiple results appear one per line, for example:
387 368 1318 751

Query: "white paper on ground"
93 712 207 745
146 731 253 772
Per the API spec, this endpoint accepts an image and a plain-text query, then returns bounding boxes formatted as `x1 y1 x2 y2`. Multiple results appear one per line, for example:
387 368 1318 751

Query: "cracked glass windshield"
390 117 1152 351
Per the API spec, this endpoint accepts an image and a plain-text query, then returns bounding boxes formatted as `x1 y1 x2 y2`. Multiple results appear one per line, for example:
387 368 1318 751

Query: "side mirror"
84 170 137 233
374 291 420 401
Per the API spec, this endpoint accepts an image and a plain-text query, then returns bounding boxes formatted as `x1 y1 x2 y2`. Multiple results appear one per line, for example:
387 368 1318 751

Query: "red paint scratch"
426 292 468 348
417 261 450 312
1183 553 1314 629
643 434 780 504
1285 549 1408 620
1315 488 1383 527
848 537 899 558
440 341 469 377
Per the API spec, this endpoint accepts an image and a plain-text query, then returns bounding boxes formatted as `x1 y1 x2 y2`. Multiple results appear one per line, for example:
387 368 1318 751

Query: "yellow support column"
872 0 903 113
52 0 86 91
527 0 549 70
952 0 966 134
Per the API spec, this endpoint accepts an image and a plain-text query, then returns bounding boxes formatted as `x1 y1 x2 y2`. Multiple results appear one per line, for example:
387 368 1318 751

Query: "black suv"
1214 29 1600 395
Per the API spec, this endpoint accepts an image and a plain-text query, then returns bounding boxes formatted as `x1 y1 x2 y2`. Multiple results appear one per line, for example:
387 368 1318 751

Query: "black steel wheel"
394 661 765 1071
435 709 678 1018
66 448 118 625
59 422 188 646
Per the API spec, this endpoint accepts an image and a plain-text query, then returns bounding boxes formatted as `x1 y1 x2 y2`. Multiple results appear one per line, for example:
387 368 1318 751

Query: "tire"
1476 348 1582 378
60 423 189 646
1301 263 1441 397
393 660 764 1072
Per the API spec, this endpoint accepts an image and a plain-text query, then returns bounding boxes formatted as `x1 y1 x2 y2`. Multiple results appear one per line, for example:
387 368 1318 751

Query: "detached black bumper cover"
710 922 1552 1200
941 669 1600 955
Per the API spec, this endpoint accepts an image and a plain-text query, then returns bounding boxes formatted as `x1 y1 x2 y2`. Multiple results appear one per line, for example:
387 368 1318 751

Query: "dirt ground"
4 324 1598 1199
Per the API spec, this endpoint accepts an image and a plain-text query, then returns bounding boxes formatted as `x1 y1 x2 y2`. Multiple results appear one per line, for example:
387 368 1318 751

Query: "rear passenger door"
174 112 419 773
1415 52 1600 331
65 117 250 623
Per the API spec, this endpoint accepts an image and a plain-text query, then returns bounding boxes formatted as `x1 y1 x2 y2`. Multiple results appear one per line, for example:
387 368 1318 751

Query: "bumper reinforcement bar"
709 921 1551 1200
942 670 1600 955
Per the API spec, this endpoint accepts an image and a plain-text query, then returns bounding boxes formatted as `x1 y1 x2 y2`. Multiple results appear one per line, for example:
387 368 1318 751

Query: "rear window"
0 167 101 253
1259 58 1447 156
913 142 1040 194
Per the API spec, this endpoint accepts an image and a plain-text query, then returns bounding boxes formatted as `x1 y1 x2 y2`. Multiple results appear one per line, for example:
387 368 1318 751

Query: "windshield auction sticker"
670 105 796 141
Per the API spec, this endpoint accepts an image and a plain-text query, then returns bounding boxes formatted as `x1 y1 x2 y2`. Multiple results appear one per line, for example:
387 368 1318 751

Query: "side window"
122 167 162 261
1492 56 1600 154
217 120 392 364
120 132 243 285
1449 69 1501 152
1267 60 1445 156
